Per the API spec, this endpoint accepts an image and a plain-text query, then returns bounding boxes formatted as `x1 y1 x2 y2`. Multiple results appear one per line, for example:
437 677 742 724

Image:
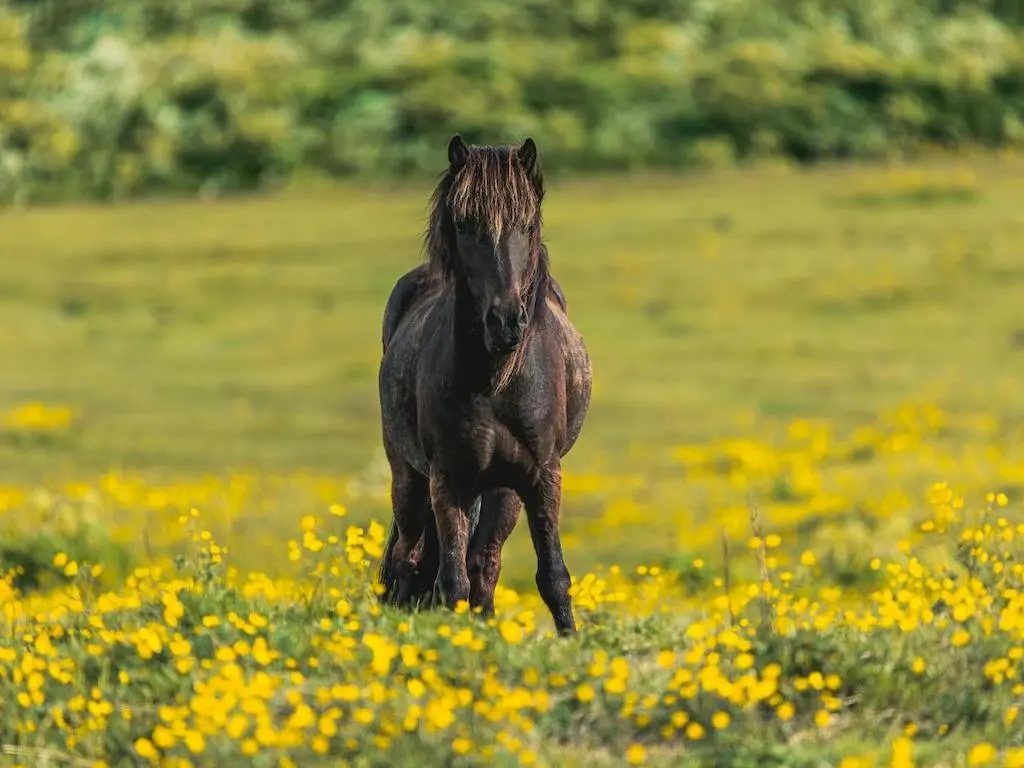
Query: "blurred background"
3 0 1024 587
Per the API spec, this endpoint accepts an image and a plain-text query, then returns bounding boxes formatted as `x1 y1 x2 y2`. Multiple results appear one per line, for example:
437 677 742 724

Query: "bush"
2 0 1024 202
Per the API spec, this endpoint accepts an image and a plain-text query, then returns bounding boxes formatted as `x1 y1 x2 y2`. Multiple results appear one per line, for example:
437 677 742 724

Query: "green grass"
4 153 1024 583
5 155 1024 478
4 154 1024 767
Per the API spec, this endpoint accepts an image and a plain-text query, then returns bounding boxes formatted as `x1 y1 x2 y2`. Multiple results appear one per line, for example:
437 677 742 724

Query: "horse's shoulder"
544 298 580 340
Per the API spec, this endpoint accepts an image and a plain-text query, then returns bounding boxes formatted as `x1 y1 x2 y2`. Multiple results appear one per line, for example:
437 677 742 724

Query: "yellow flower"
576 684 595 703
625 743 647 765
184 731 205 755
967 742 997 766
603 676 627 694
425 699 455 730
498 620 524 644
152 725 175 750
711 711 731 730
134 738 157 759
890 737 913 768
656 650 676 668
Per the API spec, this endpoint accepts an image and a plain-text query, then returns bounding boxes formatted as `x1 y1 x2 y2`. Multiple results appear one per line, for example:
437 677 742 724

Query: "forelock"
448 147 538 241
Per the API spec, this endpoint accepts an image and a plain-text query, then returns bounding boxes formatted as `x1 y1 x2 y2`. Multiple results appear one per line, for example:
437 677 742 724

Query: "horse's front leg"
521 460 576 635
467 488 522 616
429 469 474 610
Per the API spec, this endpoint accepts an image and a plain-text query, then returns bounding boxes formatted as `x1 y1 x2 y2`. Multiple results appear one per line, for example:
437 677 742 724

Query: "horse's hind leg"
521 460 576 635
407 518 439 606
381 460 434 608
467 489 522 616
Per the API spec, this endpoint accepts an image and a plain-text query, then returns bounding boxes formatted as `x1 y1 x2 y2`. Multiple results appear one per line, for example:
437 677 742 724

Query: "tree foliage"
2 0 1024 201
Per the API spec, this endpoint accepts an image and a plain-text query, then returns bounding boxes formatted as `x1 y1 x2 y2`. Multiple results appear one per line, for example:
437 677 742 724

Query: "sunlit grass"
834 164 982 207
5 155 1024 764
4 153 1024 483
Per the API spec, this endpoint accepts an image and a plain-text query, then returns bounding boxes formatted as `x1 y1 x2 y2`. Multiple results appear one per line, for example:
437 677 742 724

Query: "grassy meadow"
3 154 1024 765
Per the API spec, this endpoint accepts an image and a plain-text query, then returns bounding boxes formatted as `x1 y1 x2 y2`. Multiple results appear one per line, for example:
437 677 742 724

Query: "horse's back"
382 264 431 351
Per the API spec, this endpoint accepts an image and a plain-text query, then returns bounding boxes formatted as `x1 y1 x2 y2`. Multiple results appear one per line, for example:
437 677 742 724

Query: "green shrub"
2 0 1024 202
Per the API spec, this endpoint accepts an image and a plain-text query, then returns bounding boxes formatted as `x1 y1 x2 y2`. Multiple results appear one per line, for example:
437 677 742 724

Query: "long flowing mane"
422 142 552 390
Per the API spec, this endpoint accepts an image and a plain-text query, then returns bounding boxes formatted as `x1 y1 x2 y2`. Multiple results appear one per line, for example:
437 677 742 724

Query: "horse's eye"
454 220 468 234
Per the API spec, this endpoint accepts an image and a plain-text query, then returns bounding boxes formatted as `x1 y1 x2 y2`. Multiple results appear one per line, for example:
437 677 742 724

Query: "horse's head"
427 134 546 356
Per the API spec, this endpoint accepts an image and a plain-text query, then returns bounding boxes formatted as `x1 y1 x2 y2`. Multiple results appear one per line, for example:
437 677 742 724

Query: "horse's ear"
519 137 540 176
448 134 469 170
519 137 543 195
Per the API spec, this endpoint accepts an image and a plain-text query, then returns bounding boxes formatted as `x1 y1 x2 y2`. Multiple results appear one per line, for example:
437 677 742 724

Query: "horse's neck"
447 281 493 388
450 277 480 337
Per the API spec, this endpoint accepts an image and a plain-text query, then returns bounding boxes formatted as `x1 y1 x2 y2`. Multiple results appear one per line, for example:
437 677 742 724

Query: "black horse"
376 135 592 635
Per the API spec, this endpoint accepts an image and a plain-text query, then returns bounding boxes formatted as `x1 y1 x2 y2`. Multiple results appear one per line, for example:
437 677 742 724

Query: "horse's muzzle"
484 302 527 355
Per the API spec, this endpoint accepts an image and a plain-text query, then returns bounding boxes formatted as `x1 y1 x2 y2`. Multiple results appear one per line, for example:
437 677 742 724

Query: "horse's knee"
469 548 501 595
468 545 493 576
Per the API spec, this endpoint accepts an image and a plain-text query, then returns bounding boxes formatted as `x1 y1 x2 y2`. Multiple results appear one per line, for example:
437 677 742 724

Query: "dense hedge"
2 0 1024 202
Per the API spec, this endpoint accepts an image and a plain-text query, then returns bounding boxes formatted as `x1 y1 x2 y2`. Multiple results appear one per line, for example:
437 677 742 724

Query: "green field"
5 155 1024 469
4 154 1024 566
3 156 1024 766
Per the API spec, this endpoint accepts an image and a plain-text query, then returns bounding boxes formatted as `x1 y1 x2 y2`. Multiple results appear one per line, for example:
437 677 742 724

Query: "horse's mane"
422 141 551 391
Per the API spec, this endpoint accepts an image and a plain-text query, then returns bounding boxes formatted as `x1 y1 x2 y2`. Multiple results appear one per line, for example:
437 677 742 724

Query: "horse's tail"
377 519 400 603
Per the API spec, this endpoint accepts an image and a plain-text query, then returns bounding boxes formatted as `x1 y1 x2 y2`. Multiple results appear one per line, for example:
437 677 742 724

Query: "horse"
376 134 592 635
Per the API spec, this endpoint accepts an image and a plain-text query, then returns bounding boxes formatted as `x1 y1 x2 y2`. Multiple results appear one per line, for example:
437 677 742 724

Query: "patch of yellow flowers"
0 479 1020 766
0 401 76 435
1 401 1024 765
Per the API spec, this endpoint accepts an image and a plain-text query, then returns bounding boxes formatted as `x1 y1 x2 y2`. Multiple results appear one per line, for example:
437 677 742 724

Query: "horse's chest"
473 395 560 461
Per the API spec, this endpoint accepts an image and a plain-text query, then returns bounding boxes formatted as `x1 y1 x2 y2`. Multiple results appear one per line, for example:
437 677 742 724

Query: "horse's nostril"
517 303 528 327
